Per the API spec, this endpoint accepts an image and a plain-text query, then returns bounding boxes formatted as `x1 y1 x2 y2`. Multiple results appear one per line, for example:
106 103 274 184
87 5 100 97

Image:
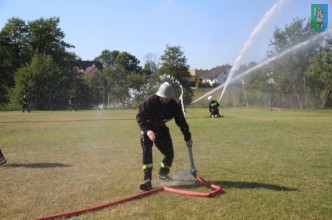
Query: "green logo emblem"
311 4 328 32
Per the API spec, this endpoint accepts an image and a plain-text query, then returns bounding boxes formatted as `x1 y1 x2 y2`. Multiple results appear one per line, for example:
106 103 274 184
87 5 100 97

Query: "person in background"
22 95 30 113
136 82 193 191
0 149 7 165
208 96 223 118
69 95 76 111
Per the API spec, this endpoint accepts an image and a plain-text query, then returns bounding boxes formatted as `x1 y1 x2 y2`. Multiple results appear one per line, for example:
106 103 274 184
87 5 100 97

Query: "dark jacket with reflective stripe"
136 94 191 141
209 100 219 113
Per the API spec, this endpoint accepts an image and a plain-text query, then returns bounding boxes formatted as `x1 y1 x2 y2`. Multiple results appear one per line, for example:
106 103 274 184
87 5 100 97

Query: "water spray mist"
218 0 287 103
191 28 332 105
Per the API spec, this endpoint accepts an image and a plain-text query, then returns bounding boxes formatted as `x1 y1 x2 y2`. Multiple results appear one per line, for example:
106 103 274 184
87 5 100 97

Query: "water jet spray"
191 29 332 105
218 0 287 103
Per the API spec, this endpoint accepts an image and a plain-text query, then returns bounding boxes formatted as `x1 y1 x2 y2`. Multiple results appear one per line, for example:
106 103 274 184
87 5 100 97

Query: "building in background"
189 64 231 87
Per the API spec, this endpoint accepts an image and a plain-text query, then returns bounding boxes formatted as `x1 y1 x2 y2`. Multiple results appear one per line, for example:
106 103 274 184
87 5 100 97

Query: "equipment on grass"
33 174 222 220
188 147 197 174
32 146 222 220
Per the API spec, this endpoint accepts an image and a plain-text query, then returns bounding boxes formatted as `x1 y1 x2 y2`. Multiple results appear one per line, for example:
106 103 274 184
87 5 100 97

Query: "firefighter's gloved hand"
147 130 156 142
186 139 193 148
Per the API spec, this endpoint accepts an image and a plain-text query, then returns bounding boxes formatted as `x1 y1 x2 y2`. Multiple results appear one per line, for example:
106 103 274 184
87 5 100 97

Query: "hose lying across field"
32 174 222 220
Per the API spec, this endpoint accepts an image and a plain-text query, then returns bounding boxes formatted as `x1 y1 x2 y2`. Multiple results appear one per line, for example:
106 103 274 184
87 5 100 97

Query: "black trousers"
140 126 174 180
211 108 220 115
22 103 29 112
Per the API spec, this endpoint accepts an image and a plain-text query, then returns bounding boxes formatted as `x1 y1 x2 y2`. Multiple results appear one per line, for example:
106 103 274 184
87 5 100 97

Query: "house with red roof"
189 64 231 87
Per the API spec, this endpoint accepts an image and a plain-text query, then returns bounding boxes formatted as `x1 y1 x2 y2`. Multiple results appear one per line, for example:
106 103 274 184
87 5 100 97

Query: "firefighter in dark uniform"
136 82 193 191
69 95 76 111
208 96 223 118
22 95 30 113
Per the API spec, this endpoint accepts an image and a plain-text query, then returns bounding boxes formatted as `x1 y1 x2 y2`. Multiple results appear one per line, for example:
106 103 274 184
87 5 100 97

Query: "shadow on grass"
215 180 299 191
5 163 72 168
168 180 298 192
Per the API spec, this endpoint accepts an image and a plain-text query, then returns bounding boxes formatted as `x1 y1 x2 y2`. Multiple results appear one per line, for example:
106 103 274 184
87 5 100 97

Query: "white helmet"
208 96 213 101
156 82 175 99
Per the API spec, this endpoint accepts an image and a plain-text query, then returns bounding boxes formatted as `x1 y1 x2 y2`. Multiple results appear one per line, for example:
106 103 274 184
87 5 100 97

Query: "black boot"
0 149 7 165
139 179 152 191
140 168 153 191
159 167 172 180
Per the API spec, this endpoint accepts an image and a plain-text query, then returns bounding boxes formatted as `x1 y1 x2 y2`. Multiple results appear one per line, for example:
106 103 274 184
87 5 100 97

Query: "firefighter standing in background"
22 95 30 113
69 95 76 111
136 82 193 191
208 96 223 118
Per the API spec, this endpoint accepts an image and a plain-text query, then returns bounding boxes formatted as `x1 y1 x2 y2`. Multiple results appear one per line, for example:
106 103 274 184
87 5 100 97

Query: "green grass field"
0 108 331 220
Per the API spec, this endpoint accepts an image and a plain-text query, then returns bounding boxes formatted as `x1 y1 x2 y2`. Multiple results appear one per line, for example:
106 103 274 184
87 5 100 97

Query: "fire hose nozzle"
190 168 197 174
188 148 197 175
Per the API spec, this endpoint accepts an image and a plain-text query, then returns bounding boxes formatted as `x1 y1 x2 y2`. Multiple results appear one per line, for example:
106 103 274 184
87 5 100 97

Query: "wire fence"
190 89 330 110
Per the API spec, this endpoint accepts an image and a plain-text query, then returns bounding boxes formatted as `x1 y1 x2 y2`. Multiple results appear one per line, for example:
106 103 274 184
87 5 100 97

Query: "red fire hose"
32 174 222 220
33 148 222 220
164 174 222 198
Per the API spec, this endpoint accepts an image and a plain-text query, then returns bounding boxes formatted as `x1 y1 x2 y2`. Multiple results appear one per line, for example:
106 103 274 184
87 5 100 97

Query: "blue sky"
0 0 331 69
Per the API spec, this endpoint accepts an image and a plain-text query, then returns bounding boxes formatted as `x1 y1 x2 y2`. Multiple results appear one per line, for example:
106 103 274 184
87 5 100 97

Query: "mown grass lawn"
0 108 331 220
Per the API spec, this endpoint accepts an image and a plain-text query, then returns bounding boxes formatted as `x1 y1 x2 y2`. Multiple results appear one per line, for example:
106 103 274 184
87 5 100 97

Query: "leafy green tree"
93 50 144 106
60 55 92 110
267 18 317 108
27 17 74 67
0 18 30 104
102 66 131 106
306 39 332 109
142 53 159 75
84 70 105 106
157 44 193 104
94 50 141 73
68 70 92 110
115 51 141 73
11 54 65 110
1 17 79 109
94 49 119 68
127 72 147 91
242 18 332 109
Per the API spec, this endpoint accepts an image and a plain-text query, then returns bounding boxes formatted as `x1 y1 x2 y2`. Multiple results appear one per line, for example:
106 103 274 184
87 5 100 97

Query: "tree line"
0 17 331 110
0 17 192 110
230 18 332 109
